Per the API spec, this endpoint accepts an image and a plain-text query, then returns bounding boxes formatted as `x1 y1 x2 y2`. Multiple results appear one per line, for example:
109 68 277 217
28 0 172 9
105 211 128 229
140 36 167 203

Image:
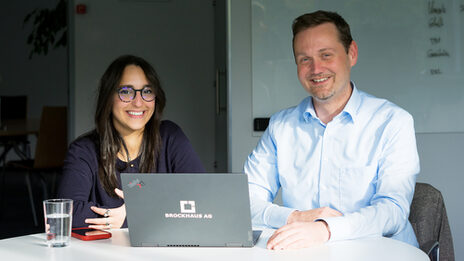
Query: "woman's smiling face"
112 65 155 137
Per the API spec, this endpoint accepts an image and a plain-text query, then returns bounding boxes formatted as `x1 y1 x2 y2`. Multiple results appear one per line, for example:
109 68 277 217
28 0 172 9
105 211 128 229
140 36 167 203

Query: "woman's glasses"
117 86 155 102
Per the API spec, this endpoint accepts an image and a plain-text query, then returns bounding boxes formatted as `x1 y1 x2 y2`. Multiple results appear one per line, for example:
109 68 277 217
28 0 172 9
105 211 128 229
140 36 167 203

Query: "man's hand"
266 207 342 250
287 207 342 224
267 221 330 250
85 188 126 229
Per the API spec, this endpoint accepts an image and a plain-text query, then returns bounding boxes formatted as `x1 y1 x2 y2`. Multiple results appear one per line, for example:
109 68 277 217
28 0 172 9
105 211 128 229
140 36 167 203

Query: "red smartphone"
71 227 112 241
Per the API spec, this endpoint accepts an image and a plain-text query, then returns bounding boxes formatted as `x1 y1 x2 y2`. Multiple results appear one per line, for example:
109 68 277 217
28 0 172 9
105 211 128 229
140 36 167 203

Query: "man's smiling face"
293 22 357 104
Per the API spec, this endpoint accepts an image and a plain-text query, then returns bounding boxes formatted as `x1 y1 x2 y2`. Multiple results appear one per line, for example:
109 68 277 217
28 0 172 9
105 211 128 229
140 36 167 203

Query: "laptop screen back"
121 173 255 247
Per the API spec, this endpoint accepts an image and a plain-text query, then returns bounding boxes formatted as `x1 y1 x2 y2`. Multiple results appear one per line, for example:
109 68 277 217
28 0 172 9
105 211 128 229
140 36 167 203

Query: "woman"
58 55 205 229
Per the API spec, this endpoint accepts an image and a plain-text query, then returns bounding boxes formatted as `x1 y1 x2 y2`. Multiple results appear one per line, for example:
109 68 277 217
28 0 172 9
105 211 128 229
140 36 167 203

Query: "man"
244 10 420 250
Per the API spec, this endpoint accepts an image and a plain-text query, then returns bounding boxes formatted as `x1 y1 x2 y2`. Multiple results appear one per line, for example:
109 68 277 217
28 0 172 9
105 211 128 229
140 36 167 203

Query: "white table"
0 229 429 261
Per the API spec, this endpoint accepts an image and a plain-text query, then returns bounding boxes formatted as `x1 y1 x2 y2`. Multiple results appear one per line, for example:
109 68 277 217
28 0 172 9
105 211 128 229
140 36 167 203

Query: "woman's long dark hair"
94 55 166 197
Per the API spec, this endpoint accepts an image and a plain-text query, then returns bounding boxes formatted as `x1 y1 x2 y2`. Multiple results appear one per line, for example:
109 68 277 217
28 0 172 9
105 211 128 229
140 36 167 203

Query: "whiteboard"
251 0 464 133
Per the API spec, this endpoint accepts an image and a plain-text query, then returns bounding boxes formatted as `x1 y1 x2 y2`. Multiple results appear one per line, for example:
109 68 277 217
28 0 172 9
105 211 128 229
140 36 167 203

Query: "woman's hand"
85 188 126 229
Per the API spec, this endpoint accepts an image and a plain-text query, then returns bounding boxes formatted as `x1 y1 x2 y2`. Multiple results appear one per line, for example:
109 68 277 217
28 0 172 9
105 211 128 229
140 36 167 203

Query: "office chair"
7 106 67 226
0 95 28 121
409 182 455 261
0 96 30 221
0 95 27 120
0 95 30 164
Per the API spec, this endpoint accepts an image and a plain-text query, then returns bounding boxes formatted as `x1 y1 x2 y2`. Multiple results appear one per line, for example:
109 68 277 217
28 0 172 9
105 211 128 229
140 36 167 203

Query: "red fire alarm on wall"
76 4 87 14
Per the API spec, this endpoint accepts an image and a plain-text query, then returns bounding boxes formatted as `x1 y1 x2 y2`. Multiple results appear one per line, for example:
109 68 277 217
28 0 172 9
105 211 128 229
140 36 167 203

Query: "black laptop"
121 173 262 247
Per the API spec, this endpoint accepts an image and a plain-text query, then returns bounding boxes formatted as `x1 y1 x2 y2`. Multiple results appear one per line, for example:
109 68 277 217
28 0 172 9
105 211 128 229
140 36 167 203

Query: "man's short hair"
292 10 353 53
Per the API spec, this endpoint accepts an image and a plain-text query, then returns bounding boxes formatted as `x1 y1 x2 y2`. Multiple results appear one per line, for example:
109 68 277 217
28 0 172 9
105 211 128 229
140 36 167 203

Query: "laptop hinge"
226 242 243 247
141 242 159 247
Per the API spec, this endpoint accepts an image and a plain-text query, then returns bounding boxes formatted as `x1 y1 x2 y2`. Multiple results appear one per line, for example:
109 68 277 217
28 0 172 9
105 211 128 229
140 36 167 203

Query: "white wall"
227 0 260 172
0 0 68 159
69 0 215 171
228 0 462 258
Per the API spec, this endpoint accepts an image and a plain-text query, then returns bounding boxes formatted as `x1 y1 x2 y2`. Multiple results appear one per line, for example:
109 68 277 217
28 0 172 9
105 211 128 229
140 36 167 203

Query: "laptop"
121 173 262 247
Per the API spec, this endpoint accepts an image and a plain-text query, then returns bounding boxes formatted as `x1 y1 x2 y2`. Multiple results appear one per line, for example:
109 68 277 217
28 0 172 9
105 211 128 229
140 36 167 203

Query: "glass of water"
43 199 73 247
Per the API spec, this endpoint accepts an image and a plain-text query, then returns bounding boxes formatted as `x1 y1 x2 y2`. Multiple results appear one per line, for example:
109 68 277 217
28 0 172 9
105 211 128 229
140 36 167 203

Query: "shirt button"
130 164 134 168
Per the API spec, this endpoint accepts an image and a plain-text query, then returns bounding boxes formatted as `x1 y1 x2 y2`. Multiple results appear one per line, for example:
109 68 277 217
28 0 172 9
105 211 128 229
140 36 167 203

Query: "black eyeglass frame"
117 86 156 103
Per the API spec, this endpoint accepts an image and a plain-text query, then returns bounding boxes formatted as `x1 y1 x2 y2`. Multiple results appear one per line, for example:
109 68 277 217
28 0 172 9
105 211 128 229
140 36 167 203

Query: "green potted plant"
23 0 67 59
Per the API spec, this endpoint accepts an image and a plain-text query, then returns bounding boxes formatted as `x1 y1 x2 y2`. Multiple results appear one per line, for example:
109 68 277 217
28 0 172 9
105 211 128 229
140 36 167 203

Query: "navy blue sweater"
57 120 205 228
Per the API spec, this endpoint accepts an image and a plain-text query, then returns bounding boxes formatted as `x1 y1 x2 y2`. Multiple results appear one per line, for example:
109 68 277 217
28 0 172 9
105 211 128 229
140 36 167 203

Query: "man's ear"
348 40 358 67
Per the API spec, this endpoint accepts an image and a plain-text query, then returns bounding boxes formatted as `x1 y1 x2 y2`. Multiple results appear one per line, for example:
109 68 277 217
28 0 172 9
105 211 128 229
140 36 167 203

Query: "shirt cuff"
265 205 296 228
320 216 350 242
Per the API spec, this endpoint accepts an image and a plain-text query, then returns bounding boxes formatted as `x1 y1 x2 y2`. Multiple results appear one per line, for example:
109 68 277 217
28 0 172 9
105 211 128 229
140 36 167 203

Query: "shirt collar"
343 82 361 123
302 97 316 122
302 82 361 123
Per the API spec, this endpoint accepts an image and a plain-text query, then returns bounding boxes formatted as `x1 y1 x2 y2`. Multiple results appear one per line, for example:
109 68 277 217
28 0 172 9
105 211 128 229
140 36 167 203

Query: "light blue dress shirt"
244 84 420 247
